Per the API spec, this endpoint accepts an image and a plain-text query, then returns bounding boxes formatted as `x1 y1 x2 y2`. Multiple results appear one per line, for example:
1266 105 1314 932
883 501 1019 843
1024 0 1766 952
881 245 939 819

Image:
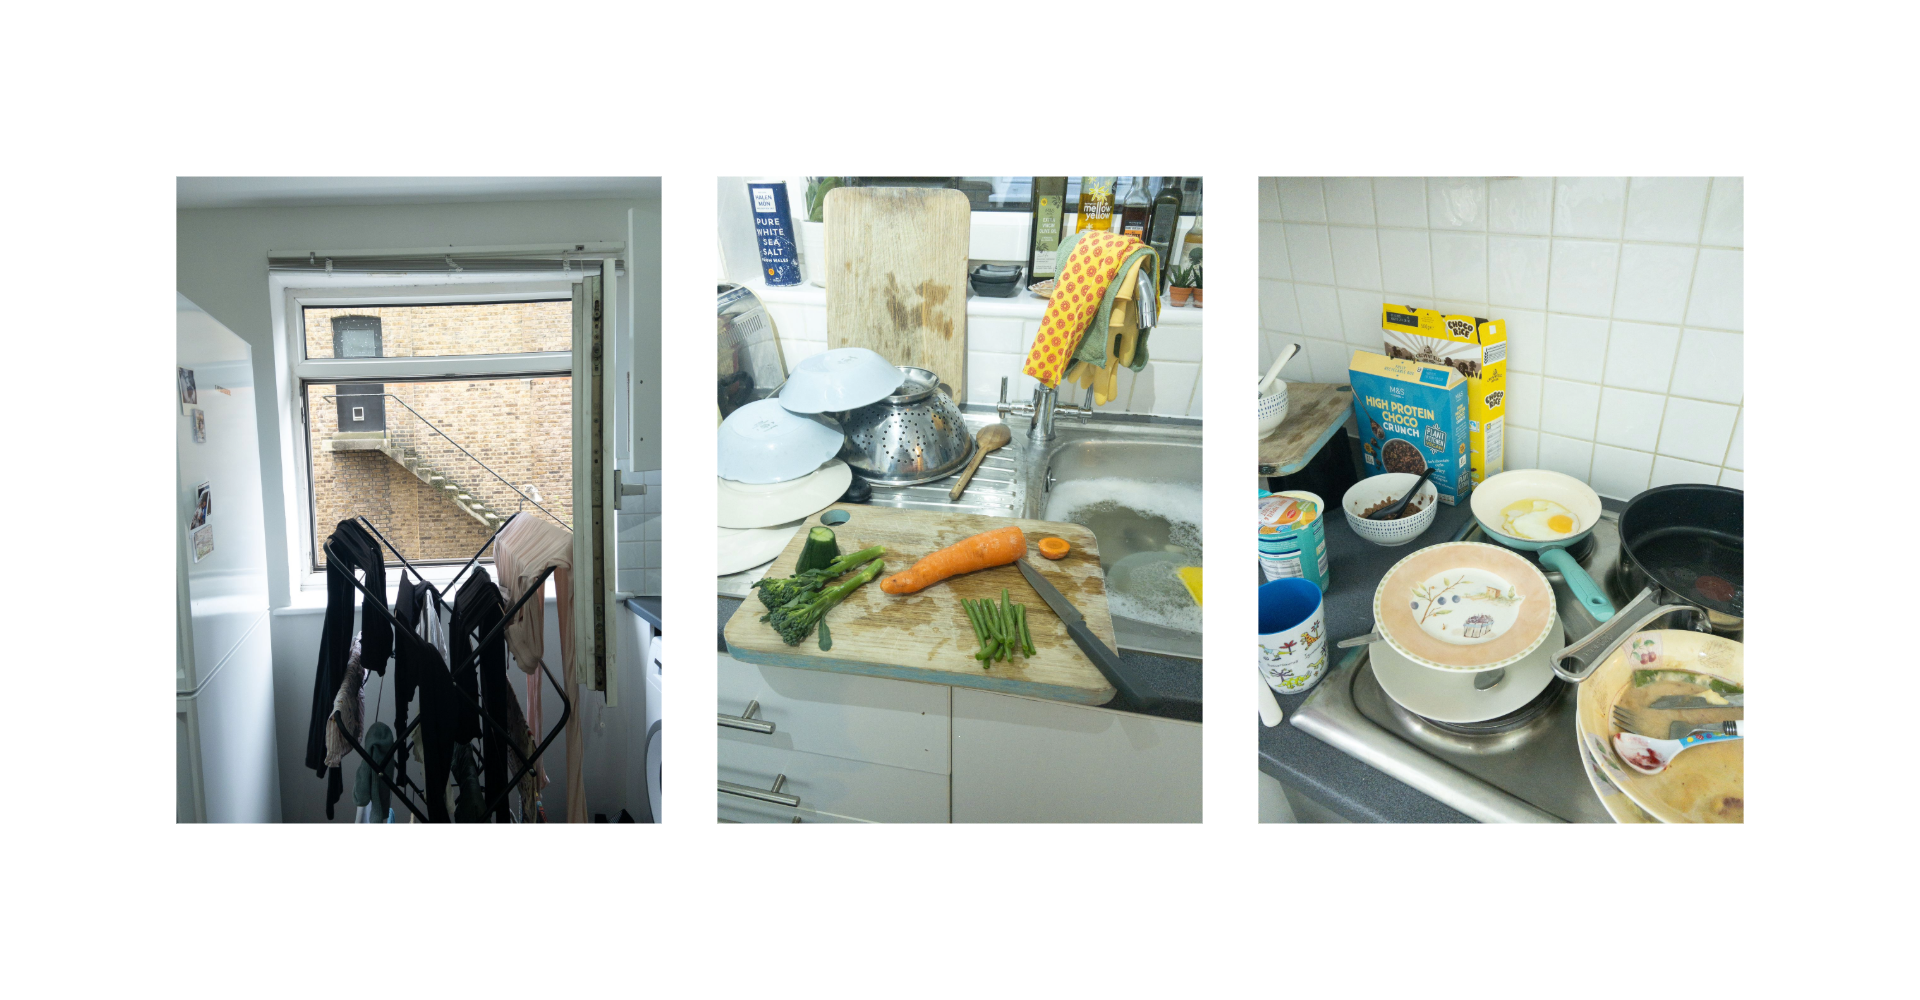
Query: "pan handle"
1539 547 1617 622
1552 586 1709 683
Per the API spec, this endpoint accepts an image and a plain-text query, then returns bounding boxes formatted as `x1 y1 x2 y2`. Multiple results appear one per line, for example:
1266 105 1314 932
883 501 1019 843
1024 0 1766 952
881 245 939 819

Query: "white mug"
1259 577 1328 696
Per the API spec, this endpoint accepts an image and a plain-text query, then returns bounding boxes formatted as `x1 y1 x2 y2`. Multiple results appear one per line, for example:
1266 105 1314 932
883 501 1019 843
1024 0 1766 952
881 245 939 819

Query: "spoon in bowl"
1258 343 1300 397
1364 469 1434 520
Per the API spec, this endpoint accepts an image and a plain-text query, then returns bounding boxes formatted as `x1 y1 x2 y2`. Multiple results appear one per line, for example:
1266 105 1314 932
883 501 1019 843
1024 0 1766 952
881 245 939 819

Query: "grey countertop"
718 596 1201 723
625 597 662 630
1258 495 1481 823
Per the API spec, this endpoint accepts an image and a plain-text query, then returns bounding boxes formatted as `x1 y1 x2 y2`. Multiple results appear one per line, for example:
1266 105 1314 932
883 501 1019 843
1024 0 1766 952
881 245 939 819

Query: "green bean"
962 599 986 650
1017 604 1034 657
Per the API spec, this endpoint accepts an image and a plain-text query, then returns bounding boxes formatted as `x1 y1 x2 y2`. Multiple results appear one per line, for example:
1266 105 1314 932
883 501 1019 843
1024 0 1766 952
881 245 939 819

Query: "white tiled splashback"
616 468 662 596
750 286 1205 418
1260 177 1743 499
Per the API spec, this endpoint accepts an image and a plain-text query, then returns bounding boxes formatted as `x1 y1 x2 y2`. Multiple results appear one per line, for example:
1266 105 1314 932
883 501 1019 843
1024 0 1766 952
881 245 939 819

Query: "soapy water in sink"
1043 476 1202 635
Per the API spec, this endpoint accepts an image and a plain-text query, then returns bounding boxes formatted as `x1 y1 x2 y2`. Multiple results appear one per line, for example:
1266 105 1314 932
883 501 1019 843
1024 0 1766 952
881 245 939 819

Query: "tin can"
1258 489 1329 592
746 180 803 287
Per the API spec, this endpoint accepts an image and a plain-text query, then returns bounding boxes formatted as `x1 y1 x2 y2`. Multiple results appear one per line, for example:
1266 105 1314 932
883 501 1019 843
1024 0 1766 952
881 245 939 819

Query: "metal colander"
833 366 975 486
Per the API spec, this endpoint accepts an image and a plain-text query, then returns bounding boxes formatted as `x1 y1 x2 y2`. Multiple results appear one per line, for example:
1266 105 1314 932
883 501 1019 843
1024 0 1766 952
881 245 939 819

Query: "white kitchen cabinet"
717 655 949 774
950 689 1202 823
718 740 950 823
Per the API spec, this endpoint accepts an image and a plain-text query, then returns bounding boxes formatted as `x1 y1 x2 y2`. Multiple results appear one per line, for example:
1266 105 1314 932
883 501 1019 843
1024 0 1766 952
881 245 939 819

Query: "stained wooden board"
1258 382 1355 476
824 187 970 391
722 504 1118 706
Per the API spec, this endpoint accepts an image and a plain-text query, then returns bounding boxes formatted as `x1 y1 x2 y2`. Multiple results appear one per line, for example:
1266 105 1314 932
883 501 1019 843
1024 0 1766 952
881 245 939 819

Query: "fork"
1610 705 1743 774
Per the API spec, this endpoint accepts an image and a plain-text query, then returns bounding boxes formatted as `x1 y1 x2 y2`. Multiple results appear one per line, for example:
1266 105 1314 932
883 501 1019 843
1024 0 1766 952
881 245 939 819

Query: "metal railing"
325 390 569 529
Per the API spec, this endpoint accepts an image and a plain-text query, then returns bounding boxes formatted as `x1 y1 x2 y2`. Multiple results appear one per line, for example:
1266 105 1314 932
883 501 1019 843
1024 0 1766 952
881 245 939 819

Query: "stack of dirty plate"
716 348 901 575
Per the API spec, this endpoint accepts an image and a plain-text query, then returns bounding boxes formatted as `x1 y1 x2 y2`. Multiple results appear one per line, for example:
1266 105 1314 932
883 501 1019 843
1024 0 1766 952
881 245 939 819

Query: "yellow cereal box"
1380 305 1507 488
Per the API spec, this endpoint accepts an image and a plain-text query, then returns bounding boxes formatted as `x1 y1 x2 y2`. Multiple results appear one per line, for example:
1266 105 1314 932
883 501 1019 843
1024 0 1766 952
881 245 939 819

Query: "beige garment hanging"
493 513 585 822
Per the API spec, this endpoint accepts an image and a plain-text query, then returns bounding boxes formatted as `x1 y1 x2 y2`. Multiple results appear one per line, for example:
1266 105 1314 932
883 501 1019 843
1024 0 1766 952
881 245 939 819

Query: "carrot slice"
880 525 1028 594
1037 537 1070 560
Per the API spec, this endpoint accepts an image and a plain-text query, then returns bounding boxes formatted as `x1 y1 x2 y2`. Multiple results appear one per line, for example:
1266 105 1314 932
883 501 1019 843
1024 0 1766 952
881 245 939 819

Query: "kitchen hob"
1288 503 1716 823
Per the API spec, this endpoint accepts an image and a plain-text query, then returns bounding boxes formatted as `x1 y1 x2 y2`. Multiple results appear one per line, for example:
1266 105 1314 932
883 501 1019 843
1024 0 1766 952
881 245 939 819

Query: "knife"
1650 694 1744 710
1017 560 1158 709
1669 719 1744 741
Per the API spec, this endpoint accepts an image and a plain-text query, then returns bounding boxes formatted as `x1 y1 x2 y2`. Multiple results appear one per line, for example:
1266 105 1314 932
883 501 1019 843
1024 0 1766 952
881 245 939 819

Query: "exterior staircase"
326 431 508 529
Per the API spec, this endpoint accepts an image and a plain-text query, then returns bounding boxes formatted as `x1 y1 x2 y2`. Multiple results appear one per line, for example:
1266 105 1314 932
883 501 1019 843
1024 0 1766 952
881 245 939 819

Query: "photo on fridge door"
176 177 662 823
716 177 1202 823
1256 177 1744 825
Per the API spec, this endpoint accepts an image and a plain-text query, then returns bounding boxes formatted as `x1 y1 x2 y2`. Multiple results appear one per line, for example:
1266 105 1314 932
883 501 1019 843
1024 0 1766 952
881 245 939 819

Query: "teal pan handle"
1540 546 1615 621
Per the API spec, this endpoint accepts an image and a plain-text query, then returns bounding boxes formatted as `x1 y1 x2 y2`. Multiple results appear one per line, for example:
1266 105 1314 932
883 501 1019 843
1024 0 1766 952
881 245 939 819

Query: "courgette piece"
796 526 841 574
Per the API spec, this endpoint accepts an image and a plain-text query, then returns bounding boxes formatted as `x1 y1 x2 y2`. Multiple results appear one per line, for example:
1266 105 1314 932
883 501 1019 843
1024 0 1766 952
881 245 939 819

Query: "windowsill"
745 280 1204 327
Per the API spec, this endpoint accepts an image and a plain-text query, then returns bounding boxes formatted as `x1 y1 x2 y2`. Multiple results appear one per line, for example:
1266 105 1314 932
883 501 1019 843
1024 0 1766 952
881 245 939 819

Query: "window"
297 299 574 570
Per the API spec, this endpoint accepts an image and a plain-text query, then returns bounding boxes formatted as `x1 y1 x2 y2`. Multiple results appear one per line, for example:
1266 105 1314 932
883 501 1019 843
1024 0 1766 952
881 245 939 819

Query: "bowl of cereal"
1342 473 1439 547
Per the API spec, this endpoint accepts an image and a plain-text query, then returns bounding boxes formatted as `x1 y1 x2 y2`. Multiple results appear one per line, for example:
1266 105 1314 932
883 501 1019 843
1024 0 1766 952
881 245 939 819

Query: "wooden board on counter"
722 503 1118 705
824 187 970 391
1258 382 1354 477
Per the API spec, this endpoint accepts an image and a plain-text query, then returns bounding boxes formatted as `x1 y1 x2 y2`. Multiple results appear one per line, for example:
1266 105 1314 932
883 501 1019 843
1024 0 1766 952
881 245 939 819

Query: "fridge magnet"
179 367 197 412
191 523 216 563
191 482 211 529
191 408 206 444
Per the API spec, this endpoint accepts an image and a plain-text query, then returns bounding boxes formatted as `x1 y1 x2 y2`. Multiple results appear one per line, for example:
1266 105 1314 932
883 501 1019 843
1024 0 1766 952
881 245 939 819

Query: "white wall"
1259 177 1743 499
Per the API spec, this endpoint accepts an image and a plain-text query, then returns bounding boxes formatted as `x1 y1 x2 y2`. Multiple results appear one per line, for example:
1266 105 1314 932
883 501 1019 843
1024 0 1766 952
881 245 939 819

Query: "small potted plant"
1168 246 1202 307
801 177 843 288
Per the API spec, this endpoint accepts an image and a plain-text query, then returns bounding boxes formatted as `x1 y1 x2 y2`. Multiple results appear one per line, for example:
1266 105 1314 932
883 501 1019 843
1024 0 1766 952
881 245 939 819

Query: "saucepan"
1469 469 1615 623
1552 484 1743 683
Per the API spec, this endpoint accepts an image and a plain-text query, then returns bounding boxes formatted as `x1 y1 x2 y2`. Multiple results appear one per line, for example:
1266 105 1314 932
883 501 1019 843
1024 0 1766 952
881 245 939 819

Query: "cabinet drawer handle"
719 699 774 735
719 773 800 808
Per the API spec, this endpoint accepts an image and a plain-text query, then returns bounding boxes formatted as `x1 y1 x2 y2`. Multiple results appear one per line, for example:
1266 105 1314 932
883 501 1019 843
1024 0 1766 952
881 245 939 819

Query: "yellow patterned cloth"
1022 230 1146 388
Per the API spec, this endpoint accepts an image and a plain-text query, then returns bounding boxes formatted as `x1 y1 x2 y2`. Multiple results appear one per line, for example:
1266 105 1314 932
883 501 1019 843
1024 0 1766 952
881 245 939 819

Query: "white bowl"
778 347 904 413
717 398 845 484
1341 473 1439 546
1257 384 1289 436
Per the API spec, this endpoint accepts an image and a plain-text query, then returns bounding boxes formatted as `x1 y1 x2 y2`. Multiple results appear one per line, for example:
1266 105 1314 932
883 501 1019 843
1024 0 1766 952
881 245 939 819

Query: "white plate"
718 521 805 576
716 460 853 529
1369 617 1562 723
777 347 903 413
717 398 845 484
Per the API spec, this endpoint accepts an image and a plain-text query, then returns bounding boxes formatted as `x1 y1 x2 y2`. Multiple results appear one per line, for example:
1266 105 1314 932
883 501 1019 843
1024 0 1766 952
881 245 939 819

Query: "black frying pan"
1554 484 1743 682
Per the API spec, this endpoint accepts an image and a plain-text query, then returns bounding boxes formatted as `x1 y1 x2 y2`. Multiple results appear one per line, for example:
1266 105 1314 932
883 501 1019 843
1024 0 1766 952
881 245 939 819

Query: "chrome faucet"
997 376 1095 449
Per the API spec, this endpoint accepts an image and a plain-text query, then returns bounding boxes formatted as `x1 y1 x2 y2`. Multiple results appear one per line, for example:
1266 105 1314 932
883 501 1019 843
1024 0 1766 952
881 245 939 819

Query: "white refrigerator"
177 294 281 822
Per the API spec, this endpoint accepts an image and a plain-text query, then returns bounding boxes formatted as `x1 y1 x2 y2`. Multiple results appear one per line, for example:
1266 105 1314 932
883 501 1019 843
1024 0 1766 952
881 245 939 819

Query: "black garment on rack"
452 568 511 823
413 586 460 823
306 520 393 819
391 575 423 792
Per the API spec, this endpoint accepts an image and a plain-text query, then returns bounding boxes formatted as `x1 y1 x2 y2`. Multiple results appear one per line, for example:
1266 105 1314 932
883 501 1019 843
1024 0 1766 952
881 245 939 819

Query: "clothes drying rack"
326 513 572 823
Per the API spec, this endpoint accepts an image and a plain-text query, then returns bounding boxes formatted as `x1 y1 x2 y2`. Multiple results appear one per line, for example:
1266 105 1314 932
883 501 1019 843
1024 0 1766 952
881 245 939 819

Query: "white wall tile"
1483 311 1543 382
783 338 827 366
642 513 662 542
1602 321 1680 393
1329 226 1383 290
1153 325 1203 362
1595 387 1666 450
1624 177 1710 243
1293 283 1343 341
1650 454 1720 489
1430 232 1488 302
1263 332 1313 383
1258 177 1282 222
1553 177 1628 239
1539 378 1601 439
1536 433 1594 480
1545 313 1609 381
1506 426 1539 469
1687 248 1743 330
1658 397 1739 465
1129 360 1198 416
1299 337 1352 386
1324 178 1376 226
1373 177 1428 228
1488 177 1553 235
1338 287 1384 345
1505 371 1542 428
1260 278 1301 334
965 352 1021 406
1546 239 1620 316
1718 469 1742 489
1428 177 1488 230
1668 329 1742 403
1589 445 1654 500
1724 410 1742 470
1377 229 1433 298
968 316 1024 354
1701 177 1743 247
1283 224 1335 285
1276 178 1327 223
1612 243 1697 324
1260 222 1290 280
1487 236 1550 309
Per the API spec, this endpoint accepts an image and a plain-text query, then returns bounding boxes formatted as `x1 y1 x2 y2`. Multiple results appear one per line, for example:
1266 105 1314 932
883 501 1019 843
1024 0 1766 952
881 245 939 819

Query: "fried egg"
1501 498 1579 540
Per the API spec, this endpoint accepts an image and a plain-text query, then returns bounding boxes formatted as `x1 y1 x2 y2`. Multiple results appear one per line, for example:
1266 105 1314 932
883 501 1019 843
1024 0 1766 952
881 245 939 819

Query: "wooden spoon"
949 423 1012 501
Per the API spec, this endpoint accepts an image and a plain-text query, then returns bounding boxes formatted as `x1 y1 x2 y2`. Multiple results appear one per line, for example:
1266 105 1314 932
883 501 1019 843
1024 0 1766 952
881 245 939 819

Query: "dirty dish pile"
1574 628 1744 823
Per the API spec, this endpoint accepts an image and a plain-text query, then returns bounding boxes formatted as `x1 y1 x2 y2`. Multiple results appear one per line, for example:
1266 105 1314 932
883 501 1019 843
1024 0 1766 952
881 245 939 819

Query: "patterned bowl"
1257 384 1289 435
1341 474 1439 547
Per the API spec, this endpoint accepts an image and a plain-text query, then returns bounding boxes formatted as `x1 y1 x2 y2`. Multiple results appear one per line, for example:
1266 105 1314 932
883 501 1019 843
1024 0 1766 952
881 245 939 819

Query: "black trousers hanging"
307 520 392 819
391 576 422 793
452 569 511 823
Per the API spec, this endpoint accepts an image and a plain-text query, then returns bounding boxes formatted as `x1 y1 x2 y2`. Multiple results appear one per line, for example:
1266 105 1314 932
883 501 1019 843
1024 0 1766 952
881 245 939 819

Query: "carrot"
1037 537 1070 560
880 525 1028 594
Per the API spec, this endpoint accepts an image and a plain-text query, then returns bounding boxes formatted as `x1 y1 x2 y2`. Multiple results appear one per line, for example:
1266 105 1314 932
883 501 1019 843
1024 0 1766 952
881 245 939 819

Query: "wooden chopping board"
722 504 1118 705
1258 382 1355 476
824 187 970 393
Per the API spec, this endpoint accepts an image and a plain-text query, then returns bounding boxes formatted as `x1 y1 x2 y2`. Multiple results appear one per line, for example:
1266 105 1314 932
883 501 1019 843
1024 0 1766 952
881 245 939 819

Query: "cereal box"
1348 350 1473 506
1379 304 1506 488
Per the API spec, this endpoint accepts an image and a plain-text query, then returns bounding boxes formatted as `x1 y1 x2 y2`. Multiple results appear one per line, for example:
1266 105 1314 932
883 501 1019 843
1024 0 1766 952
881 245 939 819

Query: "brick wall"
305 301 570 357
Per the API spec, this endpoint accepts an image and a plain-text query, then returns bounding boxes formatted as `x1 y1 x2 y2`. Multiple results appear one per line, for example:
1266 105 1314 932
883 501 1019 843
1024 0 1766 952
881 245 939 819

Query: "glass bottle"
1147 177 1183 289
1075 176 1115 232
1118 176 1151 241
1026 177 1068 287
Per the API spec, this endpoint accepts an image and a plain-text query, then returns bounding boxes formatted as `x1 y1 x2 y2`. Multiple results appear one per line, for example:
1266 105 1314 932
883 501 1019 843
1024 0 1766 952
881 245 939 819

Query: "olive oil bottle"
1026 176 1068 289
1147 176 1184 290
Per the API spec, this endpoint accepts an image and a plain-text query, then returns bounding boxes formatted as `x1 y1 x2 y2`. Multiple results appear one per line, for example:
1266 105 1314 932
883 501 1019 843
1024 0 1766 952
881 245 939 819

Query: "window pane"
303 300 571 360
308 377 572 568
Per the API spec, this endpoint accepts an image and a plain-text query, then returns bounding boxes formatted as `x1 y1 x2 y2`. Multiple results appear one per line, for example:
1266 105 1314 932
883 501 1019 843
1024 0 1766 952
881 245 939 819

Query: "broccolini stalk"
768 556 885 646
752 545 887 612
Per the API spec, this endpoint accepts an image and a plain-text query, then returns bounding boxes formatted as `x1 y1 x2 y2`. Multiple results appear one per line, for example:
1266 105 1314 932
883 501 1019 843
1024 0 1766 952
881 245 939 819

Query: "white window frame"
271 264 611 597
